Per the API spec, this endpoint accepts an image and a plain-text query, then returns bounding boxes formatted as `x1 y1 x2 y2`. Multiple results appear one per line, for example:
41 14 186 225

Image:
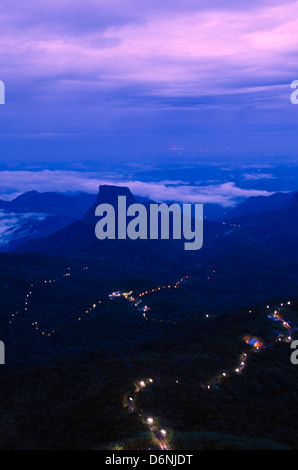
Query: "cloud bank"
0 170 273 207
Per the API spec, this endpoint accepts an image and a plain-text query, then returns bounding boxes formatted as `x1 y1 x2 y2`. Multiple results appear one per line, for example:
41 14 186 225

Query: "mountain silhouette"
225 191 293 220
83 185 137 224
14 185 222 259
0 190 95 218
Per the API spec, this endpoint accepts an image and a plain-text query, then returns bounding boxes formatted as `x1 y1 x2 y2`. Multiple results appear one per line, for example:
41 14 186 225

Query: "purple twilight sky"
0 0 298 166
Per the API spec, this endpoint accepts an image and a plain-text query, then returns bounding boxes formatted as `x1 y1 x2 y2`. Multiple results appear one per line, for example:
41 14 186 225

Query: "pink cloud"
0 0 297 98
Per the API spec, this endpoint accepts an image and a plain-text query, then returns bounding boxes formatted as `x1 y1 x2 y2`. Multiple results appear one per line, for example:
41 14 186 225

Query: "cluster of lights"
206 346 257 390
127 377 168 449
108 289 151 320
267 304 297 340
109 270 204 324
207 301 298 391
110 274 192 322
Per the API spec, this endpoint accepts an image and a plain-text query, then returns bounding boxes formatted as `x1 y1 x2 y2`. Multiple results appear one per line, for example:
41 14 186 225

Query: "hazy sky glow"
1 0 298 164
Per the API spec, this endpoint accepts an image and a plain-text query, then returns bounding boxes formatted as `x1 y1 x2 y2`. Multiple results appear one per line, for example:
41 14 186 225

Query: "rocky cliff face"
84 185 137 223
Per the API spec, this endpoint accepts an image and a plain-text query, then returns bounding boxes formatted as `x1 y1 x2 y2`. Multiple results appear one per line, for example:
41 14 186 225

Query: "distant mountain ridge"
0 191 96 252
14 184 223 256
0 190 95 217
225 191 293 220
10 186 298 264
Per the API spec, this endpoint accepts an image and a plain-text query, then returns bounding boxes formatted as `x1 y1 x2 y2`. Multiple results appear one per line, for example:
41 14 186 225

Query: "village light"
235 368 240 373
140 381 145 387
222 372 226 377
147 417 154 424
149 378 153 383
160 430 167 436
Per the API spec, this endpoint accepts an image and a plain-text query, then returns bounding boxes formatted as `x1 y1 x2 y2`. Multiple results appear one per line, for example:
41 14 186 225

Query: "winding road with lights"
7 264 297 450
